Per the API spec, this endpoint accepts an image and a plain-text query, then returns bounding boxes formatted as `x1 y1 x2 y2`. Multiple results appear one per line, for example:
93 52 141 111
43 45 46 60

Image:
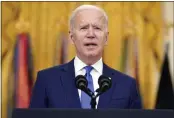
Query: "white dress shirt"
74 56 103 108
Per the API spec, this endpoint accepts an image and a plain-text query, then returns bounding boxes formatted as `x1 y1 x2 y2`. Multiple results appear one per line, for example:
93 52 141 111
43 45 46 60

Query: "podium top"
12 109 174 118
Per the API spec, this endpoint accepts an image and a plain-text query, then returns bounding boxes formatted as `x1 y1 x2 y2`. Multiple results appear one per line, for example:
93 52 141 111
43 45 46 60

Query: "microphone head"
98 75 112 92
75 75 88 91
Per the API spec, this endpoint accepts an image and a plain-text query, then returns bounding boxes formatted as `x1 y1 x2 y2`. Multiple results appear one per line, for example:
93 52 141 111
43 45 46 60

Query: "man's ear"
69 30 74 44
105 31 109 45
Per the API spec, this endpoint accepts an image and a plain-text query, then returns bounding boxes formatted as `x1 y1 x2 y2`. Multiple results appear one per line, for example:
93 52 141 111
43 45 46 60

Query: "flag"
132 38 140 86
121 35 137 79
54 33 68 65
120 35 129 73
13 33 33 108
155 50 174 109
60 34 68 64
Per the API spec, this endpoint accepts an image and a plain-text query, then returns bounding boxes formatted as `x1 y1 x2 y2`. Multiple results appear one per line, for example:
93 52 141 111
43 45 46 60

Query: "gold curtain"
2 2 164 118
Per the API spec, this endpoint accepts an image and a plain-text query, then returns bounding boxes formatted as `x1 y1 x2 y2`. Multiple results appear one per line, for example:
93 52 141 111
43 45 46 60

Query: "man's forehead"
78 19 105 26
76 13 106 24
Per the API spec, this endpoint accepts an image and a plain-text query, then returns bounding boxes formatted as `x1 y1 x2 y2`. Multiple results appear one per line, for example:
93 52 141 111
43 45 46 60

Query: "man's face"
69 9 109 59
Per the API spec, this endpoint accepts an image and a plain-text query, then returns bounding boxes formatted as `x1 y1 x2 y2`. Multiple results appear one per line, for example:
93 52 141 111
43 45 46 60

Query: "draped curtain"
2 2 164 118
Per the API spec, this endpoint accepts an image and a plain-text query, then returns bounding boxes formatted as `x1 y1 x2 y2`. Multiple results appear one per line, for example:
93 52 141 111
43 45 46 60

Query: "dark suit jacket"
29 59 142 109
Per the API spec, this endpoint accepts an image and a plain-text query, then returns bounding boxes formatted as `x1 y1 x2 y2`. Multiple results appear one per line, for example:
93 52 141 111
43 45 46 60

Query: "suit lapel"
60 59 81 108
60 60 116 108
97 63 116 108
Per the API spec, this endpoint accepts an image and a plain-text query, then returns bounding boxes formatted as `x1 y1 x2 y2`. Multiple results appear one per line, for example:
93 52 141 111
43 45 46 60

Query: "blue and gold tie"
81 66 94 108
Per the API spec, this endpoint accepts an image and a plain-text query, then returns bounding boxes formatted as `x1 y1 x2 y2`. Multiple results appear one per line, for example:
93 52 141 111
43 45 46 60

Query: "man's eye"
81 27 88 30
94 27 101 30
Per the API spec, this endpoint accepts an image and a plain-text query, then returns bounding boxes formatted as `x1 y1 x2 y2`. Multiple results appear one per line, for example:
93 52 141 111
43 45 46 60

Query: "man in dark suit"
29 5 142 109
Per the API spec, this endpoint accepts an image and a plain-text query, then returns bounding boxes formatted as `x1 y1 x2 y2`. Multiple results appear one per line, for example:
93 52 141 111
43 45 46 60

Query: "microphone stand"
90 94 97 109
90 89 103 109
85 88 97 109
84 88 104 109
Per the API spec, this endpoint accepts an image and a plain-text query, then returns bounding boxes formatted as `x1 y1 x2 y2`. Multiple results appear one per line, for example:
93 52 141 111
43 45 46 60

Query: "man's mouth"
84 43 97 47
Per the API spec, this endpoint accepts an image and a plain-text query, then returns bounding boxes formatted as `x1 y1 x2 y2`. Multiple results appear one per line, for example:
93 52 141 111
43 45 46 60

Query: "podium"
12 109 174 118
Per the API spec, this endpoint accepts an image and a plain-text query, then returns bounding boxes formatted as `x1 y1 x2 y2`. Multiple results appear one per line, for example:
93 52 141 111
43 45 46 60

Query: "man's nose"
87 27 95 39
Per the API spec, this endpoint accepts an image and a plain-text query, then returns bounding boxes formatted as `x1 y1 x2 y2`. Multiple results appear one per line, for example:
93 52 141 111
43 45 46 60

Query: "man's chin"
85 52 99 58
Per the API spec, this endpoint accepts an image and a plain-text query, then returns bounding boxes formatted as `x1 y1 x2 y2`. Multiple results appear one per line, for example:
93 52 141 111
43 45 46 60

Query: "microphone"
75 75 94 97
96 75 112 97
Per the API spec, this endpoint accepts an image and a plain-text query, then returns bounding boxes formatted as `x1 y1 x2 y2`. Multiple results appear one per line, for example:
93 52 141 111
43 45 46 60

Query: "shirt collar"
74 56 103 74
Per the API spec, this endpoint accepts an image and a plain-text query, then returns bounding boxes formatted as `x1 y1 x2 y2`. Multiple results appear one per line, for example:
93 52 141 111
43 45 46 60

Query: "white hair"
69 5 108 31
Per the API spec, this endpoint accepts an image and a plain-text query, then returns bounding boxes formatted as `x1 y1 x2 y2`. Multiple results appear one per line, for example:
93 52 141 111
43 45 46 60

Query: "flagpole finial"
15 17 30 34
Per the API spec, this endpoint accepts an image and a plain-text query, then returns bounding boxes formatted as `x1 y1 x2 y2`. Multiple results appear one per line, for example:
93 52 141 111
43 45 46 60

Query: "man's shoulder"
104 63 135 83
38 62 70 75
